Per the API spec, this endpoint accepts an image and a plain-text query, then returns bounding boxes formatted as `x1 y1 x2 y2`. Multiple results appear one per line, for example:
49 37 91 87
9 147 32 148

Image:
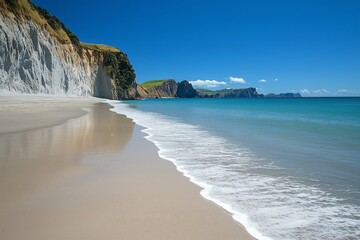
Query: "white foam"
108 100 360 240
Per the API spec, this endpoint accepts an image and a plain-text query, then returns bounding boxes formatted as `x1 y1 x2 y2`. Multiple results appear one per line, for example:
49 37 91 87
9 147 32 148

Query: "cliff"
140 79 178 98
0 0 139 99
197 88 263 98
140 79 197 98
176 80 197 98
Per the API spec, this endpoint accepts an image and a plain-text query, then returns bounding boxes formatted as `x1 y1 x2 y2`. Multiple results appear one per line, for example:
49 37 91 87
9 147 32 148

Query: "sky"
32 0 360 96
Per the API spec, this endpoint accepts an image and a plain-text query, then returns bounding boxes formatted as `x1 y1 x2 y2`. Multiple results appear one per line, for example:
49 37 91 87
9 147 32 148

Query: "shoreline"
0 95 254 240
109 100 262 239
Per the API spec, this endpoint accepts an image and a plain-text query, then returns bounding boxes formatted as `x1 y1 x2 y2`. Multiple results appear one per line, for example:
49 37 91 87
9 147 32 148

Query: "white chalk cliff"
0 0 138 99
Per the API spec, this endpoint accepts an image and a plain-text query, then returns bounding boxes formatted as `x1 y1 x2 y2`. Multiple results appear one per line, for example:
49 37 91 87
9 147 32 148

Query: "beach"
0 95 253 240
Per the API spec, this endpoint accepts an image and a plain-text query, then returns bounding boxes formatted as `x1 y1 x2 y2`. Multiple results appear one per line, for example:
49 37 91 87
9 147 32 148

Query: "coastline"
0 95 254 240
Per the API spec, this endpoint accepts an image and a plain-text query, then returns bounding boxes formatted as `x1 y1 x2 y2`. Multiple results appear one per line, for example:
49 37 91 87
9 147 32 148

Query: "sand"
0 95 254 240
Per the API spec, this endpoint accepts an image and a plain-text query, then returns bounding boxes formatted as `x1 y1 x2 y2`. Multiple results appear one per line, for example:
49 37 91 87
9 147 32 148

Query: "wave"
108 100 360 240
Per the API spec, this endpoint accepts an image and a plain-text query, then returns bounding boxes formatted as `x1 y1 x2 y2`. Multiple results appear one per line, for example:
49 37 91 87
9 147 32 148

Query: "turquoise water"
109 98 360 240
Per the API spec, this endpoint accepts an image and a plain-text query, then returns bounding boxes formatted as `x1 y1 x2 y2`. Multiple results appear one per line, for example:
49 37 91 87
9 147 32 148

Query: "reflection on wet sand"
0 103 134 205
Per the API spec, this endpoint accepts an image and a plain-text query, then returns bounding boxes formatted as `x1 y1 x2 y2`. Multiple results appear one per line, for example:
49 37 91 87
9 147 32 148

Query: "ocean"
109 97 360 240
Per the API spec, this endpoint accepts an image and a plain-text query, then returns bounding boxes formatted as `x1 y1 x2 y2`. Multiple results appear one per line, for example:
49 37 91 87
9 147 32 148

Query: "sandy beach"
0 95 253 240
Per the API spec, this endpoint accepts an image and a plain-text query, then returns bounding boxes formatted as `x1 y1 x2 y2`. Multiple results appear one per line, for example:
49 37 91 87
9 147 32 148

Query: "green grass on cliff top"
140 80 169 89
80 43 120 52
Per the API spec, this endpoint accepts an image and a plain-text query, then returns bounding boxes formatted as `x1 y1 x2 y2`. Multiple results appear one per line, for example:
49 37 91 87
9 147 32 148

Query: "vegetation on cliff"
139 79 198 98
103 51 135 91
80 43 120 53
140 80 170 89
139 79 177 98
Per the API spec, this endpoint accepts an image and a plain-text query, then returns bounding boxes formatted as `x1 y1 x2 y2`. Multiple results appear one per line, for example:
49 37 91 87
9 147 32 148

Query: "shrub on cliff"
3 0 20 13
103 52 135 92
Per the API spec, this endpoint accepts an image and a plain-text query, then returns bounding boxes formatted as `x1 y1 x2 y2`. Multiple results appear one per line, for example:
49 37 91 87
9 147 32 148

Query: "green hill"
140 80 170 89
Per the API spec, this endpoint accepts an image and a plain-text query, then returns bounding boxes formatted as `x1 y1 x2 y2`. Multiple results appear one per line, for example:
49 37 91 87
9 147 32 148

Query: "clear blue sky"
32 0 360 96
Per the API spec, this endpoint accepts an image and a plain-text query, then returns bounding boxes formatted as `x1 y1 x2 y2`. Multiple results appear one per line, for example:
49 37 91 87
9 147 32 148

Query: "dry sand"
0 95 254 240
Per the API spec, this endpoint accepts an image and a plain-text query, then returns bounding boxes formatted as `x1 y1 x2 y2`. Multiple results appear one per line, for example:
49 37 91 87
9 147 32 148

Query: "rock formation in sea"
0 0 139 99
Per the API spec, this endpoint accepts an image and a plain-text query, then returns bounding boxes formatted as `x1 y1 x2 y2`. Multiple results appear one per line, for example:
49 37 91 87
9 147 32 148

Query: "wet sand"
0 95 254 240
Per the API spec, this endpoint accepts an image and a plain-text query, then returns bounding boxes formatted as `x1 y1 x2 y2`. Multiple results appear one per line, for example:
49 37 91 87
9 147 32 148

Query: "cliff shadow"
94 65 114 99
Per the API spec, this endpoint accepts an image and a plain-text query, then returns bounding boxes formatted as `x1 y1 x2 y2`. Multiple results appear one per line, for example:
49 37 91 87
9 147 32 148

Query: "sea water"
109 98 360 240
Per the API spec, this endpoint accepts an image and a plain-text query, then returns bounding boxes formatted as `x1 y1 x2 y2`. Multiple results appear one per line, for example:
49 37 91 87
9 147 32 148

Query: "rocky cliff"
140 79 197 98
176 80 197 98
0 0 139 99
140 79 178 98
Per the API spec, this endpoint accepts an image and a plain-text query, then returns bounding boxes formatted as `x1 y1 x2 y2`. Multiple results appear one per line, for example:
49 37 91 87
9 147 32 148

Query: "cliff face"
144 79 178 98
0 0 138 99
176 80 197 98
139 79 198 98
